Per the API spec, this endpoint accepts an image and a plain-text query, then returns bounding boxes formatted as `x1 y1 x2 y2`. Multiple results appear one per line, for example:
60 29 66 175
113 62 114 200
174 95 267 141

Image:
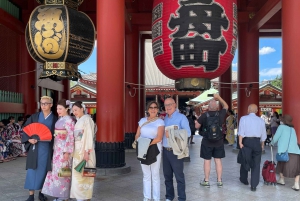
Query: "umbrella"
186 88 218 105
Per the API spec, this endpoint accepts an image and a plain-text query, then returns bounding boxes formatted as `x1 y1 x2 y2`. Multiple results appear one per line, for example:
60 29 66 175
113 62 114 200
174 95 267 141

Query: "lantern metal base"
175 78 211 91
39 62 81 81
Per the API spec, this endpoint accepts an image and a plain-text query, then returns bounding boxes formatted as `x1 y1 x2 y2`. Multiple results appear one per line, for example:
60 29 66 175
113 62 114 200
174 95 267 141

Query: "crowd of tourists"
135 94 300 201
0 96 96 201
2 94 300 201
0 116 27 163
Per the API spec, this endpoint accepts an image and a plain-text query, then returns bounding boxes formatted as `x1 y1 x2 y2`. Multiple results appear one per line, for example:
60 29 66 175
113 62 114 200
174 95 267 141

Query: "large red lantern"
152 0 237 90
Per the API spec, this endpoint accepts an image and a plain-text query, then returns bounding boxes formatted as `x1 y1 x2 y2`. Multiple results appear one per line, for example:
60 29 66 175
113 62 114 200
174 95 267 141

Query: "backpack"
204 111 223 141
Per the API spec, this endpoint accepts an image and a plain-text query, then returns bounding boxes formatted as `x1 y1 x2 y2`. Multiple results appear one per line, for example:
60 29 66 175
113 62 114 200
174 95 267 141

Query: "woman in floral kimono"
42 99 75 201
70 101 95 201
6 116 24 158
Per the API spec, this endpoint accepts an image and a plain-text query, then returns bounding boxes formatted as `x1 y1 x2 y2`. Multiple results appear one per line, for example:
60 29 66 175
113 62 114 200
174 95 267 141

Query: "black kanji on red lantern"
171 35 226 70
169 0 229 39
168 0 229 71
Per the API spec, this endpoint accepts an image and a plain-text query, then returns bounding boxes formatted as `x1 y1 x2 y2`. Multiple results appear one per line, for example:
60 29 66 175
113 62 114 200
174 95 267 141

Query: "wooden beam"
125 0 138 11
131 13 152 25
125 8 132 33
0 102 25 113
0 9 25 34
238 0 248 11
138 25 152 32
248 0 281 31
247 0 261 8
260 22 281 33
259 32 281 37
238 11 250 23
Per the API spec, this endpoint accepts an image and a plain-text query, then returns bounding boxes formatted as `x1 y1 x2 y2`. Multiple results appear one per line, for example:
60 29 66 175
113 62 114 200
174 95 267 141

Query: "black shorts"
200 143 225 160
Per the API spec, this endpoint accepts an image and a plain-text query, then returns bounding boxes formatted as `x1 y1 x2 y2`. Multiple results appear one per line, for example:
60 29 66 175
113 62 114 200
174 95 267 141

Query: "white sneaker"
292 182 299 191
277 177 285 185
166 199 172 201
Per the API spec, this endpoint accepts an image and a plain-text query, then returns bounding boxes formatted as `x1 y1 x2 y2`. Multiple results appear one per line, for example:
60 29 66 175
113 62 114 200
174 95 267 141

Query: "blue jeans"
163 148 186 201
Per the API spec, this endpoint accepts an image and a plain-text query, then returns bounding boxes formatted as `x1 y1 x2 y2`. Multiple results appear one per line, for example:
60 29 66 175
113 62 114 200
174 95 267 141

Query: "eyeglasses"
149 106 158 109
164 103 175 107
40 102 51 106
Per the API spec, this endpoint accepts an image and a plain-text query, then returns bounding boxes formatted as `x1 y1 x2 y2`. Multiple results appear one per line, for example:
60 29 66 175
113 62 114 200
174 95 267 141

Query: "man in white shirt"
238 104 267 192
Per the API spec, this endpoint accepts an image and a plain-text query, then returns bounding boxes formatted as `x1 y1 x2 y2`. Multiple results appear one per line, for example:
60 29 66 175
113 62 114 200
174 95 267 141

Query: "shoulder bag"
132 117 159 149
276 128 291 162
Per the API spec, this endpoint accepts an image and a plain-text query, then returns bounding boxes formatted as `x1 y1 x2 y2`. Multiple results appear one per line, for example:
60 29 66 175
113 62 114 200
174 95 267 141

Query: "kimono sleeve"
63 117 75 153
83 116 95 152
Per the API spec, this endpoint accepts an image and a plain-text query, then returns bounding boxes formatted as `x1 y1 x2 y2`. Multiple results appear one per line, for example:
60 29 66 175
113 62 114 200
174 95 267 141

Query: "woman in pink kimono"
42 99 75 201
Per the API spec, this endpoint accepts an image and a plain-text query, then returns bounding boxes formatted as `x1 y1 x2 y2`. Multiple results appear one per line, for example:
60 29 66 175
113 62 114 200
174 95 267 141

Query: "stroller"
262 146 277 185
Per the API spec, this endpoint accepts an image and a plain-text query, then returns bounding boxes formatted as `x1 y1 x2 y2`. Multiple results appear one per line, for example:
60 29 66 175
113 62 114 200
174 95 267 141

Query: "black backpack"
204 111 223 141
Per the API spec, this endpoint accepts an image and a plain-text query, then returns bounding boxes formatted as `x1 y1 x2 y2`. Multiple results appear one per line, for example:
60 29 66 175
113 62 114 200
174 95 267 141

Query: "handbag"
83 160 97 177
276 128 291 162
83 167 97 177
132 117 159 149
58 161 71 177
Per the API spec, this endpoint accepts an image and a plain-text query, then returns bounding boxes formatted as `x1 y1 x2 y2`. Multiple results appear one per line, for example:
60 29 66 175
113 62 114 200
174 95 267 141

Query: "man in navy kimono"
22 96 58 201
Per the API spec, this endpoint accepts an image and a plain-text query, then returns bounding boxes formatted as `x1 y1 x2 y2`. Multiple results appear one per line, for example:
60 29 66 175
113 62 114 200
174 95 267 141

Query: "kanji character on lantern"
171 36 227 71
152 0 237 90
168 0 229 39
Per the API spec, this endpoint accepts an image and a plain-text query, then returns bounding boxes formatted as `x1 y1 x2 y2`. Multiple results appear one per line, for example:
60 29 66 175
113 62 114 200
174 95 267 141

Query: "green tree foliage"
271 75 282 89
70 81 77 87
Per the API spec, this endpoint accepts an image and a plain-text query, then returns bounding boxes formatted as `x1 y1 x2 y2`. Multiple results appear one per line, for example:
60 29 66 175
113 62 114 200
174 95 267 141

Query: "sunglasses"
149 106 158 109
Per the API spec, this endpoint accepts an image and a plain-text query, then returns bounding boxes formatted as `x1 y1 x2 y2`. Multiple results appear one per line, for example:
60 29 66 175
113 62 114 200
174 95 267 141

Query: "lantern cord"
0 70 36 79
217 81 261 84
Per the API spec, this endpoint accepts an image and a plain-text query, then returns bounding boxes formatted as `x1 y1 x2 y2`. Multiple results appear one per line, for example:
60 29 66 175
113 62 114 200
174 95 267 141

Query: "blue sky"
232 38 282 81
80 38 283 82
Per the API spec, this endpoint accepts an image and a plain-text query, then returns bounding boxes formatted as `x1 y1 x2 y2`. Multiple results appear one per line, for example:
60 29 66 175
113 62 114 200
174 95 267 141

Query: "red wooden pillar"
237 23 259 120
61 80 70 100
125 25 139 132
282 0 300 143
20 35 36 115
96 0 125 168
124 25 139 147
219 65 232 111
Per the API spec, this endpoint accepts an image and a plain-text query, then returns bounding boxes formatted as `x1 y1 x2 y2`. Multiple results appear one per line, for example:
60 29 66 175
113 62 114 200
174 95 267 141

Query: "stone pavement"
1 135 300 201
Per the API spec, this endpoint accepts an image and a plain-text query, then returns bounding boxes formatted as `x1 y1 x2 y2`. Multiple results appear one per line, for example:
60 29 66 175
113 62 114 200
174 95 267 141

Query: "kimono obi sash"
54 129 67 140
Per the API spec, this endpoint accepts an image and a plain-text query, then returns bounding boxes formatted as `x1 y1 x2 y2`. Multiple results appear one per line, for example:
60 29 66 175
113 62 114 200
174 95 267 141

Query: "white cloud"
259 47 276 55
277 60 282 64
259 68 282 77
232 62 238 68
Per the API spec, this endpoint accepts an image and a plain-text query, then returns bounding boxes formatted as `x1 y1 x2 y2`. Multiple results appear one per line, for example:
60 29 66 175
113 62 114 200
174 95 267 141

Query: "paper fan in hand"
23 123 52 141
